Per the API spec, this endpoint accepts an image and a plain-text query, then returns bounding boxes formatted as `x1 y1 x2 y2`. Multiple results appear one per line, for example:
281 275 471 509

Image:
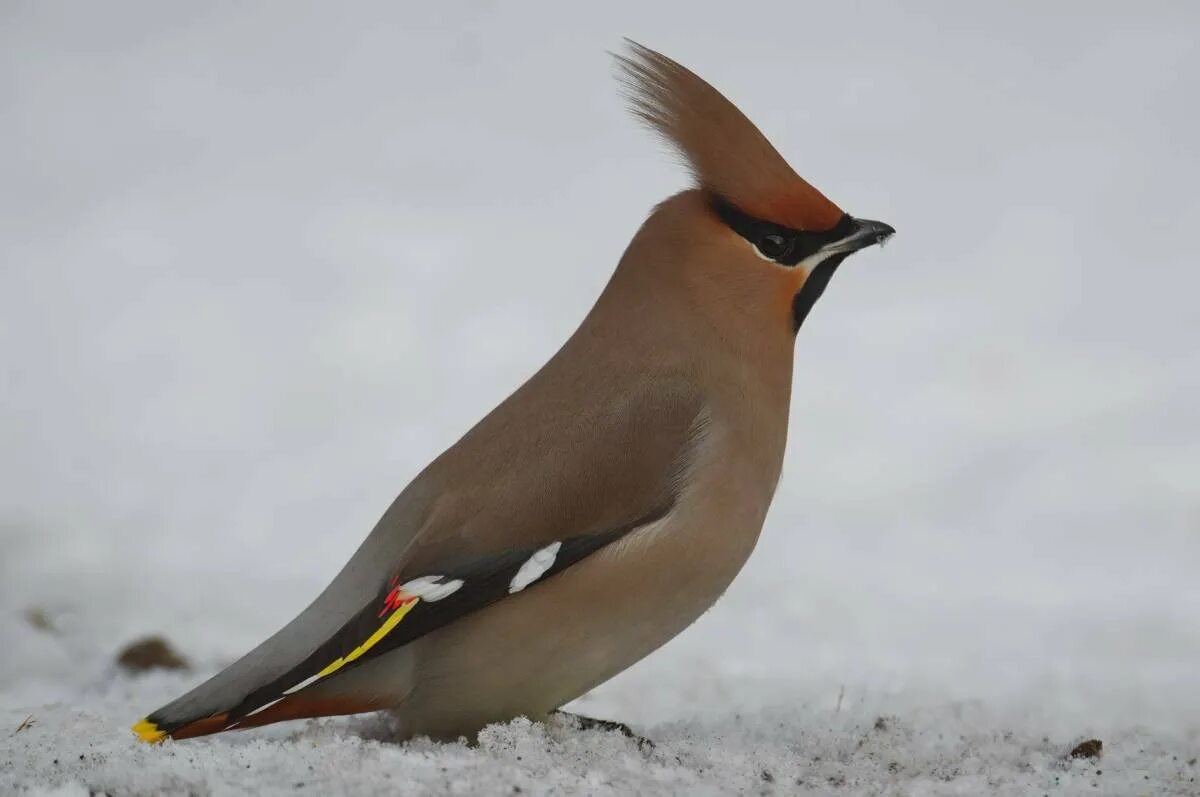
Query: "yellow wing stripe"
130 596 420 744
312 596 420 680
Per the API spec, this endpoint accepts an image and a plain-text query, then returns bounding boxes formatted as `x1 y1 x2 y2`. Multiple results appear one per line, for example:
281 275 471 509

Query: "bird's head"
614 42 894 334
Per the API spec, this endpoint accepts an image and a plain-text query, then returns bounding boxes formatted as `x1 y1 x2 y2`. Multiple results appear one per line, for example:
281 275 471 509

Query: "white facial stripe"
815 226 877 258
509 542 562 593
749 241 776 262
797 249 843 272
744 234 858 269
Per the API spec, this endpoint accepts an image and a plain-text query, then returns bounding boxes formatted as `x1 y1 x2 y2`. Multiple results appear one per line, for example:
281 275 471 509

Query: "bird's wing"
139 507 671 740
135 374 706 741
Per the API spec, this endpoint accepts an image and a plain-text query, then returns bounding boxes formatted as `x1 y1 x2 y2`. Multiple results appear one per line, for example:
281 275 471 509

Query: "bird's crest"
615 41 844 232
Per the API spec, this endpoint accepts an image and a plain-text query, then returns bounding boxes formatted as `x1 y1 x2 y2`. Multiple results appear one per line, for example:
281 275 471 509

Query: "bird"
132 41 894 745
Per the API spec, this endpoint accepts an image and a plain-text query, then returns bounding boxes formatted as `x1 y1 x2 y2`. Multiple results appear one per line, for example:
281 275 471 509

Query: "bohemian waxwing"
133 41 894 744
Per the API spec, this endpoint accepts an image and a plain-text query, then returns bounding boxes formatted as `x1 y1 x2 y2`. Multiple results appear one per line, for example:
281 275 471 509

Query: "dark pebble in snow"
116 636 190 673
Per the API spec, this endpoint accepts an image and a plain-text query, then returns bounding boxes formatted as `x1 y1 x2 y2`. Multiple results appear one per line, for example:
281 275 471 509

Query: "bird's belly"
389 469 773 741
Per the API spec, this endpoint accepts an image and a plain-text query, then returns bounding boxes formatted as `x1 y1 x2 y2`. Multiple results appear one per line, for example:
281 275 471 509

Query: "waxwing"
134 41 893 744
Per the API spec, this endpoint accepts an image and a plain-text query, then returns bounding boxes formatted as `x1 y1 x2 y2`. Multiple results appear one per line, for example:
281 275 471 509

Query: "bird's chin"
791 253 849 333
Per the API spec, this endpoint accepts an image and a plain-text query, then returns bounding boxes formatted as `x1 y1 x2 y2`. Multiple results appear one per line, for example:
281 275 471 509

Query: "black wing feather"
157 503 670 733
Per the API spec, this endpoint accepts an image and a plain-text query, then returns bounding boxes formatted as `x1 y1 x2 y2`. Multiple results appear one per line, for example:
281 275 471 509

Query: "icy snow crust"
4 701 1198 796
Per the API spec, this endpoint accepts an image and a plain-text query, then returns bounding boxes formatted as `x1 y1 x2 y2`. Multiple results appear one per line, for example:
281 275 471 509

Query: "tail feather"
128 482 434 743
133 692 385 743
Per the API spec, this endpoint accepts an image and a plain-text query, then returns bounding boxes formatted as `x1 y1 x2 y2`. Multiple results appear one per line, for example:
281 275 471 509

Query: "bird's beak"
844 217 896 251
814 217 895 259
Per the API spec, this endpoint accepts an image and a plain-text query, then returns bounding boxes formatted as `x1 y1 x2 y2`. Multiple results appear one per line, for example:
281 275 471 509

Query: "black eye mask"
710 197 856 267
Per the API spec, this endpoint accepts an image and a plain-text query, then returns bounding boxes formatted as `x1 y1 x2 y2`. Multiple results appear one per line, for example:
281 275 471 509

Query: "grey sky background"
2 2 1198 724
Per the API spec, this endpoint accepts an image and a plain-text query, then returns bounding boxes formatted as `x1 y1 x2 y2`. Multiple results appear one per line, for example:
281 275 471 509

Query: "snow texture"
3 2 1199 795
5 701 1199 796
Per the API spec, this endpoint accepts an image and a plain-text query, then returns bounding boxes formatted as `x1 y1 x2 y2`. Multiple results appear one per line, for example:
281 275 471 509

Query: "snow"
2 3 1199 795
6 702 1198 796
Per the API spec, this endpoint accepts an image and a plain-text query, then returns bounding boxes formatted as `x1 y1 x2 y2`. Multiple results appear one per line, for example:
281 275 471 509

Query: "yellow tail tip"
131 718 167 743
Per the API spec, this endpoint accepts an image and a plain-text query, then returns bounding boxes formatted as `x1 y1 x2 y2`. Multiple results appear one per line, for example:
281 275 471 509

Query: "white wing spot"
509 542 562 593
400 575 464 602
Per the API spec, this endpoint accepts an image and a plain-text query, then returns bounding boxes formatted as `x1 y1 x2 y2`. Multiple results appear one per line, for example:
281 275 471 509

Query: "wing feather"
141 503 673 739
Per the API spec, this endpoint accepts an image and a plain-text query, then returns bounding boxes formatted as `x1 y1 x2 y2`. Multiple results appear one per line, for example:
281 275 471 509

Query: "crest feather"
614 40 844 232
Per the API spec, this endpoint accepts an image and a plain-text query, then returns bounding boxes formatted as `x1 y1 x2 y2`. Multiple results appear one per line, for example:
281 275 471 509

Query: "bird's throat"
791 254 848 333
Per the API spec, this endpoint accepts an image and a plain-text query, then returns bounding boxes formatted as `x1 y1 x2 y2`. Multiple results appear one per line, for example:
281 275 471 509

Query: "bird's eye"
756 234 790 260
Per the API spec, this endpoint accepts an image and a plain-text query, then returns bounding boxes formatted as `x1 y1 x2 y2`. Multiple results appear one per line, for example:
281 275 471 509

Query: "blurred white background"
2 0 1198 745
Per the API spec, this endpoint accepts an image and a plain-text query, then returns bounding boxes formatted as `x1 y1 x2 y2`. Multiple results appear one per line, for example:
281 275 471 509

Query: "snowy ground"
3 3 1199 795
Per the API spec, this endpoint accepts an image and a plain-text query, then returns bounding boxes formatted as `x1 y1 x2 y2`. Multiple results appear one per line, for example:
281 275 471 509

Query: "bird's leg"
552 710 654 749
